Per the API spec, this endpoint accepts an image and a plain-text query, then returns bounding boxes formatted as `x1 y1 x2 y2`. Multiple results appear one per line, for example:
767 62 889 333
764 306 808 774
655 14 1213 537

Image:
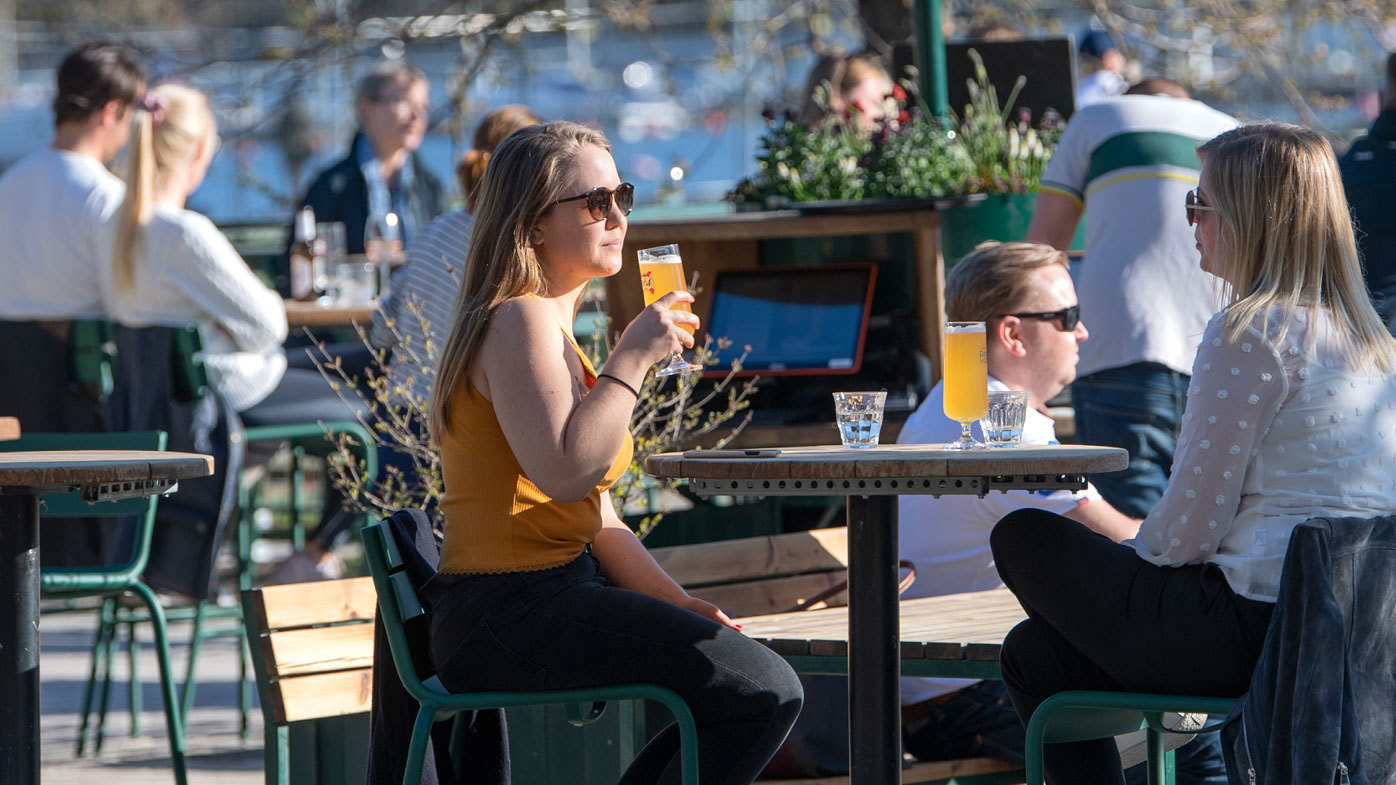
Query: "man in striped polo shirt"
1027 78 1236 519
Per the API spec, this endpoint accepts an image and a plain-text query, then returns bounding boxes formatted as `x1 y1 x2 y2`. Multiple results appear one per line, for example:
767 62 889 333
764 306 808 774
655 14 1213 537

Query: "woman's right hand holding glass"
612 291 700 372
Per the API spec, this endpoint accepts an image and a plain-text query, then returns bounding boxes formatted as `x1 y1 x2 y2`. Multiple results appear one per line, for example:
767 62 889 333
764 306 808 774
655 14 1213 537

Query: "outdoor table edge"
646 445 1128 480
0 450 214 489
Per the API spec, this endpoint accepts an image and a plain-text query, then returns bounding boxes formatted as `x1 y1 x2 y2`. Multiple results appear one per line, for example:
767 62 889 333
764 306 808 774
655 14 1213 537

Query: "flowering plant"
730 49 1064 205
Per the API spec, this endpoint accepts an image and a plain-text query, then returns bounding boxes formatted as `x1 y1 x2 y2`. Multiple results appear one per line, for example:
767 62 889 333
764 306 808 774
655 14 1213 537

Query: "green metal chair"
1023 691 1236 785
4 430 189 785
359 521 701 785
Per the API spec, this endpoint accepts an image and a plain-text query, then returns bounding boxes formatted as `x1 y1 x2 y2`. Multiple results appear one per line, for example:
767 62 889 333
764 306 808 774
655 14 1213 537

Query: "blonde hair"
456 105 544 213
798 53 890 125
428 122 611 441
945 241 1069 321
1198 123 1396 371
113 84 216 292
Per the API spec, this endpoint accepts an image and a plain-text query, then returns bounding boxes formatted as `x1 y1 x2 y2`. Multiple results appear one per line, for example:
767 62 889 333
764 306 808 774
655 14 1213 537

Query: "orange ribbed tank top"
437 328 634 574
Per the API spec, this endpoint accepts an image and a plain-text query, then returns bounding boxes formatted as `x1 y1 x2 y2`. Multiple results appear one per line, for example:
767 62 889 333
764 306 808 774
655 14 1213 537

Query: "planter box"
939 191 1086 265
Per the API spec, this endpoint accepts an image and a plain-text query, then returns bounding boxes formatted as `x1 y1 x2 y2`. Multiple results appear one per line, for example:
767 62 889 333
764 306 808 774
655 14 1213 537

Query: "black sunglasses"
551 182 635 221
1185 189 1216 226
1001 304 1081 332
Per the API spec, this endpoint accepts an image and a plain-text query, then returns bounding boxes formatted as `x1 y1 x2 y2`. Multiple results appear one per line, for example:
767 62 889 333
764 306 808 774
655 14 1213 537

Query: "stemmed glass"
637 243 703 377
942 321 988 450
364 211 402 298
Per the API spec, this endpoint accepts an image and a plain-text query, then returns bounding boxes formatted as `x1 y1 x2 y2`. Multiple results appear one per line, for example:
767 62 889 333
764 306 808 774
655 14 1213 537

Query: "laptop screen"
702 264 877 377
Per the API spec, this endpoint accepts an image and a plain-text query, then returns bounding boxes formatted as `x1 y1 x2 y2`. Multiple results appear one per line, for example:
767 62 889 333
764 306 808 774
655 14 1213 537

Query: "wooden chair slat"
266 622 376 677
256 576 377 629
273 668 375 724
653 527 848 586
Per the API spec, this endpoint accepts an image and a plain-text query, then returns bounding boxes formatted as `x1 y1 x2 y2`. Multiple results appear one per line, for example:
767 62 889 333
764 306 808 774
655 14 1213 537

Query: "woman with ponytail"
102 84 368 582
370 104 542 405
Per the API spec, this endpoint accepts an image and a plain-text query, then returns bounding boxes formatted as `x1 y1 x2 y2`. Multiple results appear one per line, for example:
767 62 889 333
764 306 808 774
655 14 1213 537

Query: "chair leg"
94 608 121 755
264 723 289 785
402 705 437 785
1146 727 1166 785
180 601 208 722
76 599 116 756
290 444 306 551
239 626 253 740
130 582 189 785
127 614 142 737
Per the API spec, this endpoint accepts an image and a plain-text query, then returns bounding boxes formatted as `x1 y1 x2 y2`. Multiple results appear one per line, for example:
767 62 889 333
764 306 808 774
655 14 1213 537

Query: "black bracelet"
597 371 640 399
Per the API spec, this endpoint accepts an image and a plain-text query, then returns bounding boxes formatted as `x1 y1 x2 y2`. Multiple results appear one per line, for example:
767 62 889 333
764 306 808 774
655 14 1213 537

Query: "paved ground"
39 604 263 785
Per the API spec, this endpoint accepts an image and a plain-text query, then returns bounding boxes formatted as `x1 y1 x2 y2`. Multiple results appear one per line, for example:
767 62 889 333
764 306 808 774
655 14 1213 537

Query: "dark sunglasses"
551 182 634 221
1001 304 1081 332
1185 189 1216 226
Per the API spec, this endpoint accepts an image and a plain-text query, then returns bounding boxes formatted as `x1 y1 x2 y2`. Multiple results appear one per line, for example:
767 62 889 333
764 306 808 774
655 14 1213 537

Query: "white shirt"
1129 306 1396 602
1040 95 1238 377
0 148 125 319
896 375 1102 703
98 205 288 412
1074 69 1128 109
370 209 468 405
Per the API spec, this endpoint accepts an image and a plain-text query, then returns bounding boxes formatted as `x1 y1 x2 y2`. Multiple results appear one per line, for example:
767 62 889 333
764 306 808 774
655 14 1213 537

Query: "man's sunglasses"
551 182 635 221
1185 189 1216 226
1000 304 1081 332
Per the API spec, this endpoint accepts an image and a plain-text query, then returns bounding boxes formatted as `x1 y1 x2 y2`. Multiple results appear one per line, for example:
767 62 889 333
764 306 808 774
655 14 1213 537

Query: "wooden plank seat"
651 528 1028 784
243 576 377 784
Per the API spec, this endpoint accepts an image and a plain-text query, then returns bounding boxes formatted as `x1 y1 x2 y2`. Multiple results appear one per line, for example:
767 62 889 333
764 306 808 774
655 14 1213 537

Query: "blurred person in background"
1074 30 1129 109
102 84 367 583
797 52 895 133
1339 51 1396 333
0 41 145 565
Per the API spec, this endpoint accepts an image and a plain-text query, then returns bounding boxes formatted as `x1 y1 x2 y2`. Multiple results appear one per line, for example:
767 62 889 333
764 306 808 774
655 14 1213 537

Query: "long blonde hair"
1198 123 1396 372
113 84 216 292
427 121 610 441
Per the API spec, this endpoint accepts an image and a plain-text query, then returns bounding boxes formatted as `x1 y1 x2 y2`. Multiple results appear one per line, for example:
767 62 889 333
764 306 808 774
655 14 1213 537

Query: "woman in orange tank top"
423 122 802 785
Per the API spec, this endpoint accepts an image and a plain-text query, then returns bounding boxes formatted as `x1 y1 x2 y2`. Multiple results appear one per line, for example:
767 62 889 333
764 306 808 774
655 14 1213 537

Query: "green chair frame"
6 431 189 785
1024 691 1236 785
359 521 701 785
79 324 380 744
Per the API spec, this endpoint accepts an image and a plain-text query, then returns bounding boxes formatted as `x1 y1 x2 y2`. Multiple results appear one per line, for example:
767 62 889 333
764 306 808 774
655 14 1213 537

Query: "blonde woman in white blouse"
988 123 1396 784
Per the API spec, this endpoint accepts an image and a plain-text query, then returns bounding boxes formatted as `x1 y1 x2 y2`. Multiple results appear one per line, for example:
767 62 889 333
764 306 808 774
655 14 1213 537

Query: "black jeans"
990 510 1273 785
429 550 804 785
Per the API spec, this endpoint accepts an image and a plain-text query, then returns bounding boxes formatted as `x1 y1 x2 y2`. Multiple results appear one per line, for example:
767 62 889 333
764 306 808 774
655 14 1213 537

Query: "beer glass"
638 243 702 376
943 322 988 449
365 211 402 297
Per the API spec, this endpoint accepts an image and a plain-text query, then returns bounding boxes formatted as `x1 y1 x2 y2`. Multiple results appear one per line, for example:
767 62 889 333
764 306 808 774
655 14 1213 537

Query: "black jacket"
1339 111 1396 331
1222 516 1396 785
278 133 444 295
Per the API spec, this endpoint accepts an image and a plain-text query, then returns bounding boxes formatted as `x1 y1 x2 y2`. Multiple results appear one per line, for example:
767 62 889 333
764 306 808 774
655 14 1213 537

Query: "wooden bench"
652 527 1027 785
242 577 377 785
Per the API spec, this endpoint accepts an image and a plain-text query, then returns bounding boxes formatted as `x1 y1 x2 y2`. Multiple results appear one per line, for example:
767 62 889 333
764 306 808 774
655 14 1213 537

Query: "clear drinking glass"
637 243 702 377
833 391 887 449
942 322 988 450
315 221 347 304
981 390 1029 447
364 211 402 298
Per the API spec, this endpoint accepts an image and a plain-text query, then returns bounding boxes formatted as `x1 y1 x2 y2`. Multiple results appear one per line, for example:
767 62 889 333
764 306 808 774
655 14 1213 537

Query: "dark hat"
1078 30 1118 60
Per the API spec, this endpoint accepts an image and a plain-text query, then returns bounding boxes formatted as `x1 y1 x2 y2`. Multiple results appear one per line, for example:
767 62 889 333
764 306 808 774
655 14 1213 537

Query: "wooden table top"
0 417 18 442
284 299 378 327
737 588 1026 662
647 443 1128 481
0 450 213 490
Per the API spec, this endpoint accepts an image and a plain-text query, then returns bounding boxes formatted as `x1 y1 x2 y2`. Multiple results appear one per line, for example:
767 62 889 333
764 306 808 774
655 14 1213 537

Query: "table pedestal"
0 493 39 784
847 494 900 785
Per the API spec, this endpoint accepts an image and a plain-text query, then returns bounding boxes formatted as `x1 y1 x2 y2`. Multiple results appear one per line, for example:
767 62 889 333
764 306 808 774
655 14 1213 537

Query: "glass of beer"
638 243 703 377
943 322 988 449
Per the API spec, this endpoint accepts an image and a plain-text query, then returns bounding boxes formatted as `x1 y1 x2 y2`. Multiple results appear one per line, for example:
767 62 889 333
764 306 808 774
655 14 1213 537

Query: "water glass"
833 391 887 449
981 390 1029 447
316 221 346 304
336 258 378 305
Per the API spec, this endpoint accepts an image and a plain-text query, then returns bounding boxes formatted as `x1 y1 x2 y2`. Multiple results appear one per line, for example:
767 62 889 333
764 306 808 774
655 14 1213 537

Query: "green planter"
938 192 1086 266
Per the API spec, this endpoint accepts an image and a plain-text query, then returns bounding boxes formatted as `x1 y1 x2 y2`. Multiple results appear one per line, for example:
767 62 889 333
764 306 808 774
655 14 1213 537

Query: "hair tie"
136 91 167 125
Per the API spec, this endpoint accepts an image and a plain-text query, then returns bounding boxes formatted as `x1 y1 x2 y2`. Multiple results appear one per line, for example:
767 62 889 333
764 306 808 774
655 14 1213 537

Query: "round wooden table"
284 299 379 327
647 443 1127 785
0 449 213 785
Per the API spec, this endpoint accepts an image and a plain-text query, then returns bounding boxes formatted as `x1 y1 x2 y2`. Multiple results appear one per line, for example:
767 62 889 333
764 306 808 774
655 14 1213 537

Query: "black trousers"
429 550 804 785
990 509 1274 785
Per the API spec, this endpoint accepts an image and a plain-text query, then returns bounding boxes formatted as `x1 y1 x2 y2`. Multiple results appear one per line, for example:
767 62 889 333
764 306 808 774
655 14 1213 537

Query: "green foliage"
731 49 1064 205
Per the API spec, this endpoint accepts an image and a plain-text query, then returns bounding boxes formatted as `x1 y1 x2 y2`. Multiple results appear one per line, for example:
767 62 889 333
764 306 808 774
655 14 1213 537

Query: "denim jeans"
428 550 804 785
990 510 1273 785
1072 362 1190 519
